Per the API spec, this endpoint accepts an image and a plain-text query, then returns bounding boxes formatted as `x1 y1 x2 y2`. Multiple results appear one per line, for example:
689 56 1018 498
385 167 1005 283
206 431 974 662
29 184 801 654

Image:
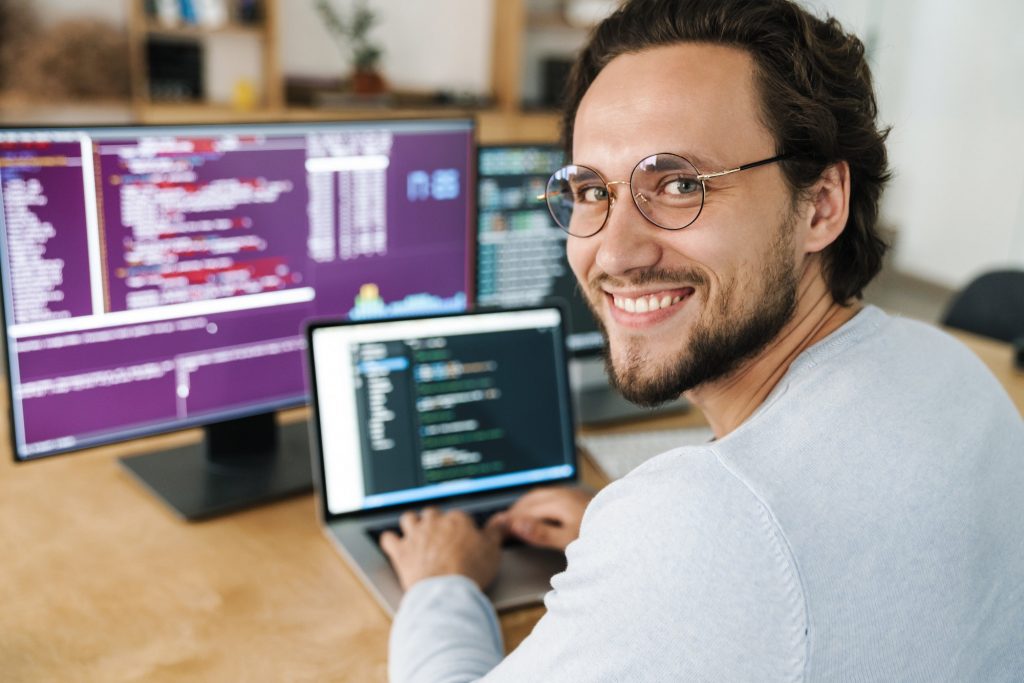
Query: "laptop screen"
308 307 577 517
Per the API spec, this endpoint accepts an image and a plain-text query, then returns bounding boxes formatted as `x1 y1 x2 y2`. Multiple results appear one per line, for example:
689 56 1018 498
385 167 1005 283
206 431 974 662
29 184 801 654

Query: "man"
381 0 1024 680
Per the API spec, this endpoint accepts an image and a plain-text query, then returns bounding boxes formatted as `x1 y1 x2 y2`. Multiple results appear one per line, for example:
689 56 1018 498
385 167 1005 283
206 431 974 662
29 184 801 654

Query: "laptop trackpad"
487 545 567 611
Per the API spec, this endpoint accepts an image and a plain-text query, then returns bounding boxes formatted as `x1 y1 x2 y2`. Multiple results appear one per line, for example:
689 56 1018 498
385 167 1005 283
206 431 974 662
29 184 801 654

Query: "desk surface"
1 330 1020 683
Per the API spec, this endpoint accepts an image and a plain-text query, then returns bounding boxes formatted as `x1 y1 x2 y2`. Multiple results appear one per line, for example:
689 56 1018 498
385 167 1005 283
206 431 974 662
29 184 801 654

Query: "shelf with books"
128 0 283 113
142 21 265 39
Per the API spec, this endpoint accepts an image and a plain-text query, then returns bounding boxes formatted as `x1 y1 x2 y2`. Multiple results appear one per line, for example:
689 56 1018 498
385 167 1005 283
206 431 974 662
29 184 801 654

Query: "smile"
606 286 696 327
609 287 694 314
613 293 681 313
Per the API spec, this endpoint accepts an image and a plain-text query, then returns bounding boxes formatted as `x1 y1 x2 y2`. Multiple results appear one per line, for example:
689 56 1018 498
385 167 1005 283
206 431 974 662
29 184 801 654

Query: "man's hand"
379 507 506 591
491 487 594 552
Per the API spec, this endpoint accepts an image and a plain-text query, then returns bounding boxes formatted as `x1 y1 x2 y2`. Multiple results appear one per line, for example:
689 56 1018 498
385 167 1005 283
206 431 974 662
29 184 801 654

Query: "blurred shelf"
131 102 560 144
132 101 286 122
143 21 265 40
132 101 471 124
0 94 134 125
477 109 561 144
0 91 559 147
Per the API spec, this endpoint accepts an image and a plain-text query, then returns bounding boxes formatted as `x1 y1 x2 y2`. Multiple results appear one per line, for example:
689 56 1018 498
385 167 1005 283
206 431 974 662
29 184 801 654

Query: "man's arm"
386 452 809 682
388 575 504 683
384 488 590 682
382 508 507 682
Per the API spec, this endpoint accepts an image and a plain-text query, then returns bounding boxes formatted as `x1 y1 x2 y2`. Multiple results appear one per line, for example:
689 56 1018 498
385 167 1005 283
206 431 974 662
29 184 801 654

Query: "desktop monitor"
476 143 603 355
0 118 475 519
475 143 689 424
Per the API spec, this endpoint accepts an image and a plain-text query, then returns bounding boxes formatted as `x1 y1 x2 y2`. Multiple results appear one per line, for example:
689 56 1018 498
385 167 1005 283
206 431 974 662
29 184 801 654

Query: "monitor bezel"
0 115 478 463
305 303 580 524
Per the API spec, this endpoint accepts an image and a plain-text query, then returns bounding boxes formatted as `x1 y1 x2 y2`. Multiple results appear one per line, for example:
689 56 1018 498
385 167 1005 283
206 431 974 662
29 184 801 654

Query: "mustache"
587 267 709 291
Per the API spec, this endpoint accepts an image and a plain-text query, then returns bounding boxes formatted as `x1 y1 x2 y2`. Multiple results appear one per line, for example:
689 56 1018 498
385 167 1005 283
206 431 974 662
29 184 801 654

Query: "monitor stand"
119 412 313 521
569 356 689 425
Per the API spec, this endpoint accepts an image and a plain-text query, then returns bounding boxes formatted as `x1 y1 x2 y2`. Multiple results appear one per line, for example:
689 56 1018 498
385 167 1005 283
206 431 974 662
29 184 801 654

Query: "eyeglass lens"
545 154 705 237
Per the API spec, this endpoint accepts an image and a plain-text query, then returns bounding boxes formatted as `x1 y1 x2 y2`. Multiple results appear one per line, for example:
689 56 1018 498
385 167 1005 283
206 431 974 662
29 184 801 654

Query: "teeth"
612 293 687 313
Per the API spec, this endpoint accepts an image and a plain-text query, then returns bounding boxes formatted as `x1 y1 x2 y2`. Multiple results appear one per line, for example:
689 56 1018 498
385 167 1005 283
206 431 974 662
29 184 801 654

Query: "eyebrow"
570 151 725 176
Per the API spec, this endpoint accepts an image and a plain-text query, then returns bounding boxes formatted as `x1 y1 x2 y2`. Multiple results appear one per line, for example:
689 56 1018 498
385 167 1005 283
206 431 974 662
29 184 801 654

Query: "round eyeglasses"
543 153 789 237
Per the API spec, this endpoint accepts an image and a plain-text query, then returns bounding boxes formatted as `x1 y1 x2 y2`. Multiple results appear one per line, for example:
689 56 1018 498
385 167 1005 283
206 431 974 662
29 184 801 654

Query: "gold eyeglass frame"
543 152 790 237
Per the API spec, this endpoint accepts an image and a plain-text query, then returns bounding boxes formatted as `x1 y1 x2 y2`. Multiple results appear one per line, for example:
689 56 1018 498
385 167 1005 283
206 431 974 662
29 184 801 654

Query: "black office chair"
941 270 1024 368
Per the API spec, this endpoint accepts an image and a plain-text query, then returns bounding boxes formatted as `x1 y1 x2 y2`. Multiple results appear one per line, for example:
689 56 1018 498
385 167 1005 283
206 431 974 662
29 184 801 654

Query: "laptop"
305 305 580 615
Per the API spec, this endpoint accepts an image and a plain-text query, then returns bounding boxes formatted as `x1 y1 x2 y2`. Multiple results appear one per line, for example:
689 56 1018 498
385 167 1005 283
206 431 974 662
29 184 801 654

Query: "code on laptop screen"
310 309 576 515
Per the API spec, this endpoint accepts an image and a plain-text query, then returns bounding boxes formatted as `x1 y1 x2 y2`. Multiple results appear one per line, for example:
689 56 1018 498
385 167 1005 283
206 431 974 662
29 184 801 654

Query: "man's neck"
685 268 861 439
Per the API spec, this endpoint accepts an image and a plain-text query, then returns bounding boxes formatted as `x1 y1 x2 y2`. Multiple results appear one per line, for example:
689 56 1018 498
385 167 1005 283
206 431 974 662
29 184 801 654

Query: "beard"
589 215 799 407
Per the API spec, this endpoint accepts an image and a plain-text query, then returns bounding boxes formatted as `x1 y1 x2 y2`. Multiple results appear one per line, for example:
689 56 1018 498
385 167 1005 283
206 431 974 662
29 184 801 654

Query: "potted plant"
314 0 385 94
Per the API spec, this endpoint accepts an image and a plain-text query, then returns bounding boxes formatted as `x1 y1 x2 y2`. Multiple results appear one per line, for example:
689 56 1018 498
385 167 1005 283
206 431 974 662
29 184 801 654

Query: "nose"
593 182 662 278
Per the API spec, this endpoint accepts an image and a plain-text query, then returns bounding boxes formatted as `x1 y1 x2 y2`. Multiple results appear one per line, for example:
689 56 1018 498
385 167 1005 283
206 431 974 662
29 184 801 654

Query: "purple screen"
0 120 474 460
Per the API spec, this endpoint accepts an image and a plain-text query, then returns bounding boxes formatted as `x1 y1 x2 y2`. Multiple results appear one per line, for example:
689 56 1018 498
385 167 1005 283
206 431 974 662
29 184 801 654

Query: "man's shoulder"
761 307 1011 429
587 445 787 551
799 306 980 375
718 307 1019 467
562 447 809 673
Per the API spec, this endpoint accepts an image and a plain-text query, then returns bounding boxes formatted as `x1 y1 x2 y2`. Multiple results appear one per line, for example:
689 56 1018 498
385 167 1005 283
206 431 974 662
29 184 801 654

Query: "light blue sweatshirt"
389 306 1024 682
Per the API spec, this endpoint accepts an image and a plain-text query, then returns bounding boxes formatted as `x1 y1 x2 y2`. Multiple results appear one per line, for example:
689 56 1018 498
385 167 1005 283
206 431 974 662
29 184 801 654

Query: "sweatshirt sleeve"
389 448 809 682
388 575 504 683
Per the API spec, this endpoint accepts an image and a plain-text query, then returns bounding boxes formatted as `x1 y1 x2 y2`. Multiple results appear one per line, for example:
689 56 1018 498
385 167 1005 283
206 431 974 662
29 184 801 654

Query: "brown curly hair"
562 0 891 303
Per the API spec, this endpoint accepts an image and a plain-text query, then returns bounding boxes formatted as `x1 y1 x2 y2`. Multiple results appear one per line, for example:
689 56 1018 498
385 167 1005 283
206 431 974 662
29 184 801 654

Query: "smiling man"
382 1 1024 681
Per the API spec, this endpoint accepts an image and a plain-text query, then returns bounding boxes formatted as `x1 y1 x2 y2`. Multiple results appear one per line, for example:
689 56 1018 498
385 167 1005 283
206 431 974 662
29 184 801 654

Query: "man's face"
568 44 803 405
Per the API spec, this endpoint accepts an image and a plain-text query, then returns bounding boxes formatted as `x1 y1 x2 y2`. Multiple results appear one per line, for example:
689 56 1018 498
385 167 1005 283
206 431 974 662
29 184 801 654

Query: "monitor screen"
0 118 475 464
476 144 603 355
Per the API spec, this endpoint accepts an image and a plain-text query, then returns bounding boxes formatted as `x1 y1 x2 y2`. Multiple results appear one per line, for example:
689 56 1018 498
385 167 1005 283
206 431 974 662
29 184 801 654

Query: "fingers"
447 508 472 526
487 511 509 529
396 507 469 540
379 530 399 557
379 506 505 591
491 487 591 551
483 512 510 544
508 486 565 511
481 519 506 546
398 510 419 535
508 486 580 513
507 516 569 551
508 496 576 525
386 506 515 555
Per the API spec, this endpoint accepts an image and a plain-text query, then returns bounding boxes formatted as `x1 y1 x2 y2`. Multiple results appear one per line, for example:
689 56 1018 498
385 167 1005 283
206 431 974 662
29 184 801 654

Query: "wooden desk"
948 329 1024 413
1 333 1020 683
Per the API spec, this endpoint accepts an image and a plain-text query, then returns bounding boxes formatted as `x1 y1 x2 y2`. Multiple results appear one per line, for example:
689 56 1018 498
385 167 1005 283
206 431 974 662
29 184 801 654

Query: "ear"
802 161 850 255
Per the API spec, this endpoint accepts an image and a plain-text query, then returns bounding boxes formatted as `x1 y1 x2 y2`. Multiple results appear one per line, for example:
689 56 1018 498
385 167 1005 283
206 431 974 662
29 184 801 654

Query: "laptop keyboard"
367 505 523 548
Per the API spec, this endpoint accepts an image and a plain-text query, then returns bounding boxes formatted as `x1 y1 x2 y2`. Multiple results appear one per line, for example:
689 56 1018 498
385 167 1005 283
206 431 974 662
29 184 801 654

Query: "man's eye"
662 176 700 195
576 185 609 203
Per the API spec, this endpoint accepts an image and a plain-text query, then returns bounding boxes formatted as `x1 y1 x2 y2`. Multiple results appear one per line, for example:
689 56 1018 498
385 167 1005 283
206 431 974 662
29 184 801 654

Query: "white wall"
279 0 494 95
881 0 1024 286
812 0 1024 288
